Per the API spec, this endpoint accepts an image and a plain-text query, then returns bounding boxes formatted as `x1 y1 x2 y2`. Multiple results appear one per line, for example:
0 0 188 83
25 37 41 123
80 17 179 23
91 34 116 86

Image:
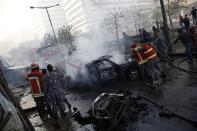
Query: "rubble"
20 93 36 110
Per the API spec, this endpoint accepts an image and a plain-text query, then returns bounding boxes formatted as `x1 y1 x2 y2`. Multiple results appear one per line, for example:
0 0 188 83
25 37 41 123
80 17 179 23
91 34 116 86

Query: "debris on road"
71 92 148 131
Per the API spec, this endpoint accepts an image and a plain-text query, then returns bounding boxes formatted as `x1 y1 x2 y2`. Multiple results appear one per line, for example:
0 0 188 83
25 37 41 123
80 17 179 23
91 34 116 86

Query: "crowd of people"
122 7 197 88
179 7 197 29
27 63 71 121
175 7 197 63
130 27 169 88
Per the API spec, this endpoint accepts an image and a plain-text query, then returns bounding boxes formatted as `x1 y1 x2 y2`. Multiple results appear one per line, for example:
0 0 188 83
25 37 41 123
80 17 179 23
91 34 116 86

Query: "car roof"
92 55 112 63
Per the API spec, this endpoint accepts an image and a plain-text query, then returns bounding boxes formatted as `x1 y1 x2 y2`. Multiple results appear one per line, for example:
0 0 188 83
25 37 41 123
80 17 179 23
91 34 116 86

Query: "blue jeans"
186 42 193 61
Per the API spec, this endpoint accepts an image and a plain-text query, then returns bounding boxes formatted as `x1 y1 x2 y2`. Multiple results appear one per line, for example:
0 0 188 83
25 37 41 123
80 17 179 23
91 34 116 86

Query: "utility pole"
30 4 59 45
45 8 57 44
160 0 172 53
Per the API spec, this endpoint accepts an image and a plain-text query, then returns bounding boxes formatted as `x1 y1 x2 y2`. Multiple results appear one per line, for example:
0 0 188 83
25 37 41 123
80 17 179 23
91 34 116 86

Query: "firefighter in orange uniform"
131 42 162 87
27 64 46 120
131 42 147 79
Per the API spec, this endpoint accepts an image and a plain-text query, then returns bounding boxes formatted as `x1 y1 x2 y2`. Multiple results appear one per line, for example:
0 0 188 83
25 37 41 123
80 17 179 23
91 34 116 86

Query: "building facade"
61 0 89 33
61 0 155 35
30 0 156 38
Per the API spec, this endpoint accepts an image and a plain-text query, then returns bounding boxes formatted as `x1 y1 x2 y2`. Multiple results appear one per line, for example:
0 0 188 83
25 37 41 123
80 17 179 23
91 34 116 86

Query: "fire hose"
177 58 197 73
140 95 197 126
166 57 197 75
154 46 197 75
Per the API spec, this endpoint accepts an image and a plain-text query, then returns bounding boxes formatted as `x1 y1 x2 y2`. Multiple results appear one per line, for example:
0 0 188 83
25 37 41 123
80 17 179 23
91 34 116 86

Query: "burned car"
75 55 139 86
72 92 146 131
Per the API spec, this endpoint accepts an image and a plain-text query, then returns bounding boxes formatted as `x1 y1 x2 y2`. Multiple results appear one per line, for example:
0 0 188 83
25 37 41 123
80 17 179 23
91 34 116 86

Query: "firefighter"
27 64 46 120
131 42 147 79
131 42 162 87
44 64 71 119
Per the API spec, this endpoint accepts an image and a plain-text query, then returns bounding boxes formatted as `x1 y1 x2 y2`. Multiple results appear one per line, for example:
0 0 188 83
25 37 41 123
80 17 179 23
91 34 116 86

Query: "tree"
152 7 163 28
110 8 124 40
41 33 56 46
102 8 123 40
166 0 186 30
58 25 77 47
134 9 153 30
58 25 77 55
155 0 187 30
92 0 124 40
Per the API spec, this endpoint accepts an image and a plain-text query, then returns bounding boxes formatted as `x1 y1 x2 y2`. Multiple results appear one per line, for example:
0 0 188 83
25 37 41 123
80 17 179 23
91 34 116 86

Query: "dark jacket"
183 18 190 28
173 32 193 45
191 9 197 17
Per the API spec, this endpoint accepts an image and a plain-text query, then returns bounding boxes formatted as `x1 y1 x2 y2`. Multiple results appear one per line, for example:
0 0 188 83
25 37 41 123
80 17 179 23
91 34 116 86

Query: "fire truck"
36 44 68 67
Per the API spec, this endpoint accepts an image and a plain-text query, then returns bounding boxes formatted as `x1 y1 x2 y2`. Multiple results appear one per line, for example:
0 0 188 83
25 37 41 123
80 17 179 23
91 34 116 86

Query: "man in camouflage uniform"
51 65 71 111
44 64 71 119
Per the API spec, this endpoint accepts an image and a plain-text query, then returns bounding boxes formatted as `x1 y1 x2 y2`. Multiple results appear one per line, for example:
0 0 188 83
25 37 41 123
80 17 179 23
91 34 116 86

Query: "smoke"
4 40 42 66
64 30 126 82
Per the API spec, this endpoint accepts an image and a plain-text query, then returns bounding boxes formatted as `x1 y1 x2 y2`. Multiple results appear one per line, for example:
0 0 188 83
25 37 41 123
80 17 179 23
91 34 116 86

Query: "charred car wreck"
75 56 139 86
72 92 147 131
71 91 197 131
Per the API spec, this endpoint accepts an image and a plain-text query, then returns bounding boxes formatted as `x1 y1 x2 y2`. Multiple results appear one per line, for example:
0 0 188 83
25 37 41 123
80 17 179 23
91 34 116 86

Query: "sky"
0 0 35 56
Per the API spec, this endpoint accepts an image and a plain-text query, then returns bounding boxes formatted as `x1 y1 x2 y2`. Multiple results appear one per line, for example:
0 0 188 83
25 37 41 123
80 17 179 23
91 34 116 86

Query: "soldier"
52 65 72 112
41 68 55 119
54 66 67 89
44 64 71 119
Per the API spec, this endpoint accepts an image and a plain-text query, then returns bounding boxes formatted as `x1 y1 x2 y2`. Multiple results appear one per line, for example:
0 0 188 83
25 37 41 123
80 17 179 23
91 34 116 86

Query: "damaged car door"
95 60 120 83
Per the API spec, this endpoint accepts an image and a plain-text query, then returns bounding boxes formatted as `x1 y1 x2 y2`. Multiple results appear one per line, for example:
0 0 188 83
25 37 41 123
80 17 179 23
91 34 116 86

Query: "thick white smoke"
64 31 126 81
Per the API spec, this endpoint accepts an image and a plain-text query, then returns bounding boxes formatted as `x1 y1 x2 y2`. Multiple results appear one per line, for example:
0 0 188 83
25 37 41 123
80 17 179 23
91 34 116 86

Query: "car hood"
118 62 132 71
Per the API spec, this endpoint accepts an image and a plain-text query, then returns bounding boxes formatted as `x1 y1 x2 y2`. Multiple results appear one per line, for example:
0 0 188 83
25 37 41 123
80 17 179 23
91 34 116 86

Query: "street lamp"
30 4 59 44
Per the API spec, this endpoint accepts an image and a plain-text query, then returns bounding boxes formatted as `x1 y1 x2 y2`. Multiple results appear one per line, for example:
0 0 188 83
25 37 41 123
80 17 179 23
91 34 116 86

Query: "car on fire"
75 55 140 86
